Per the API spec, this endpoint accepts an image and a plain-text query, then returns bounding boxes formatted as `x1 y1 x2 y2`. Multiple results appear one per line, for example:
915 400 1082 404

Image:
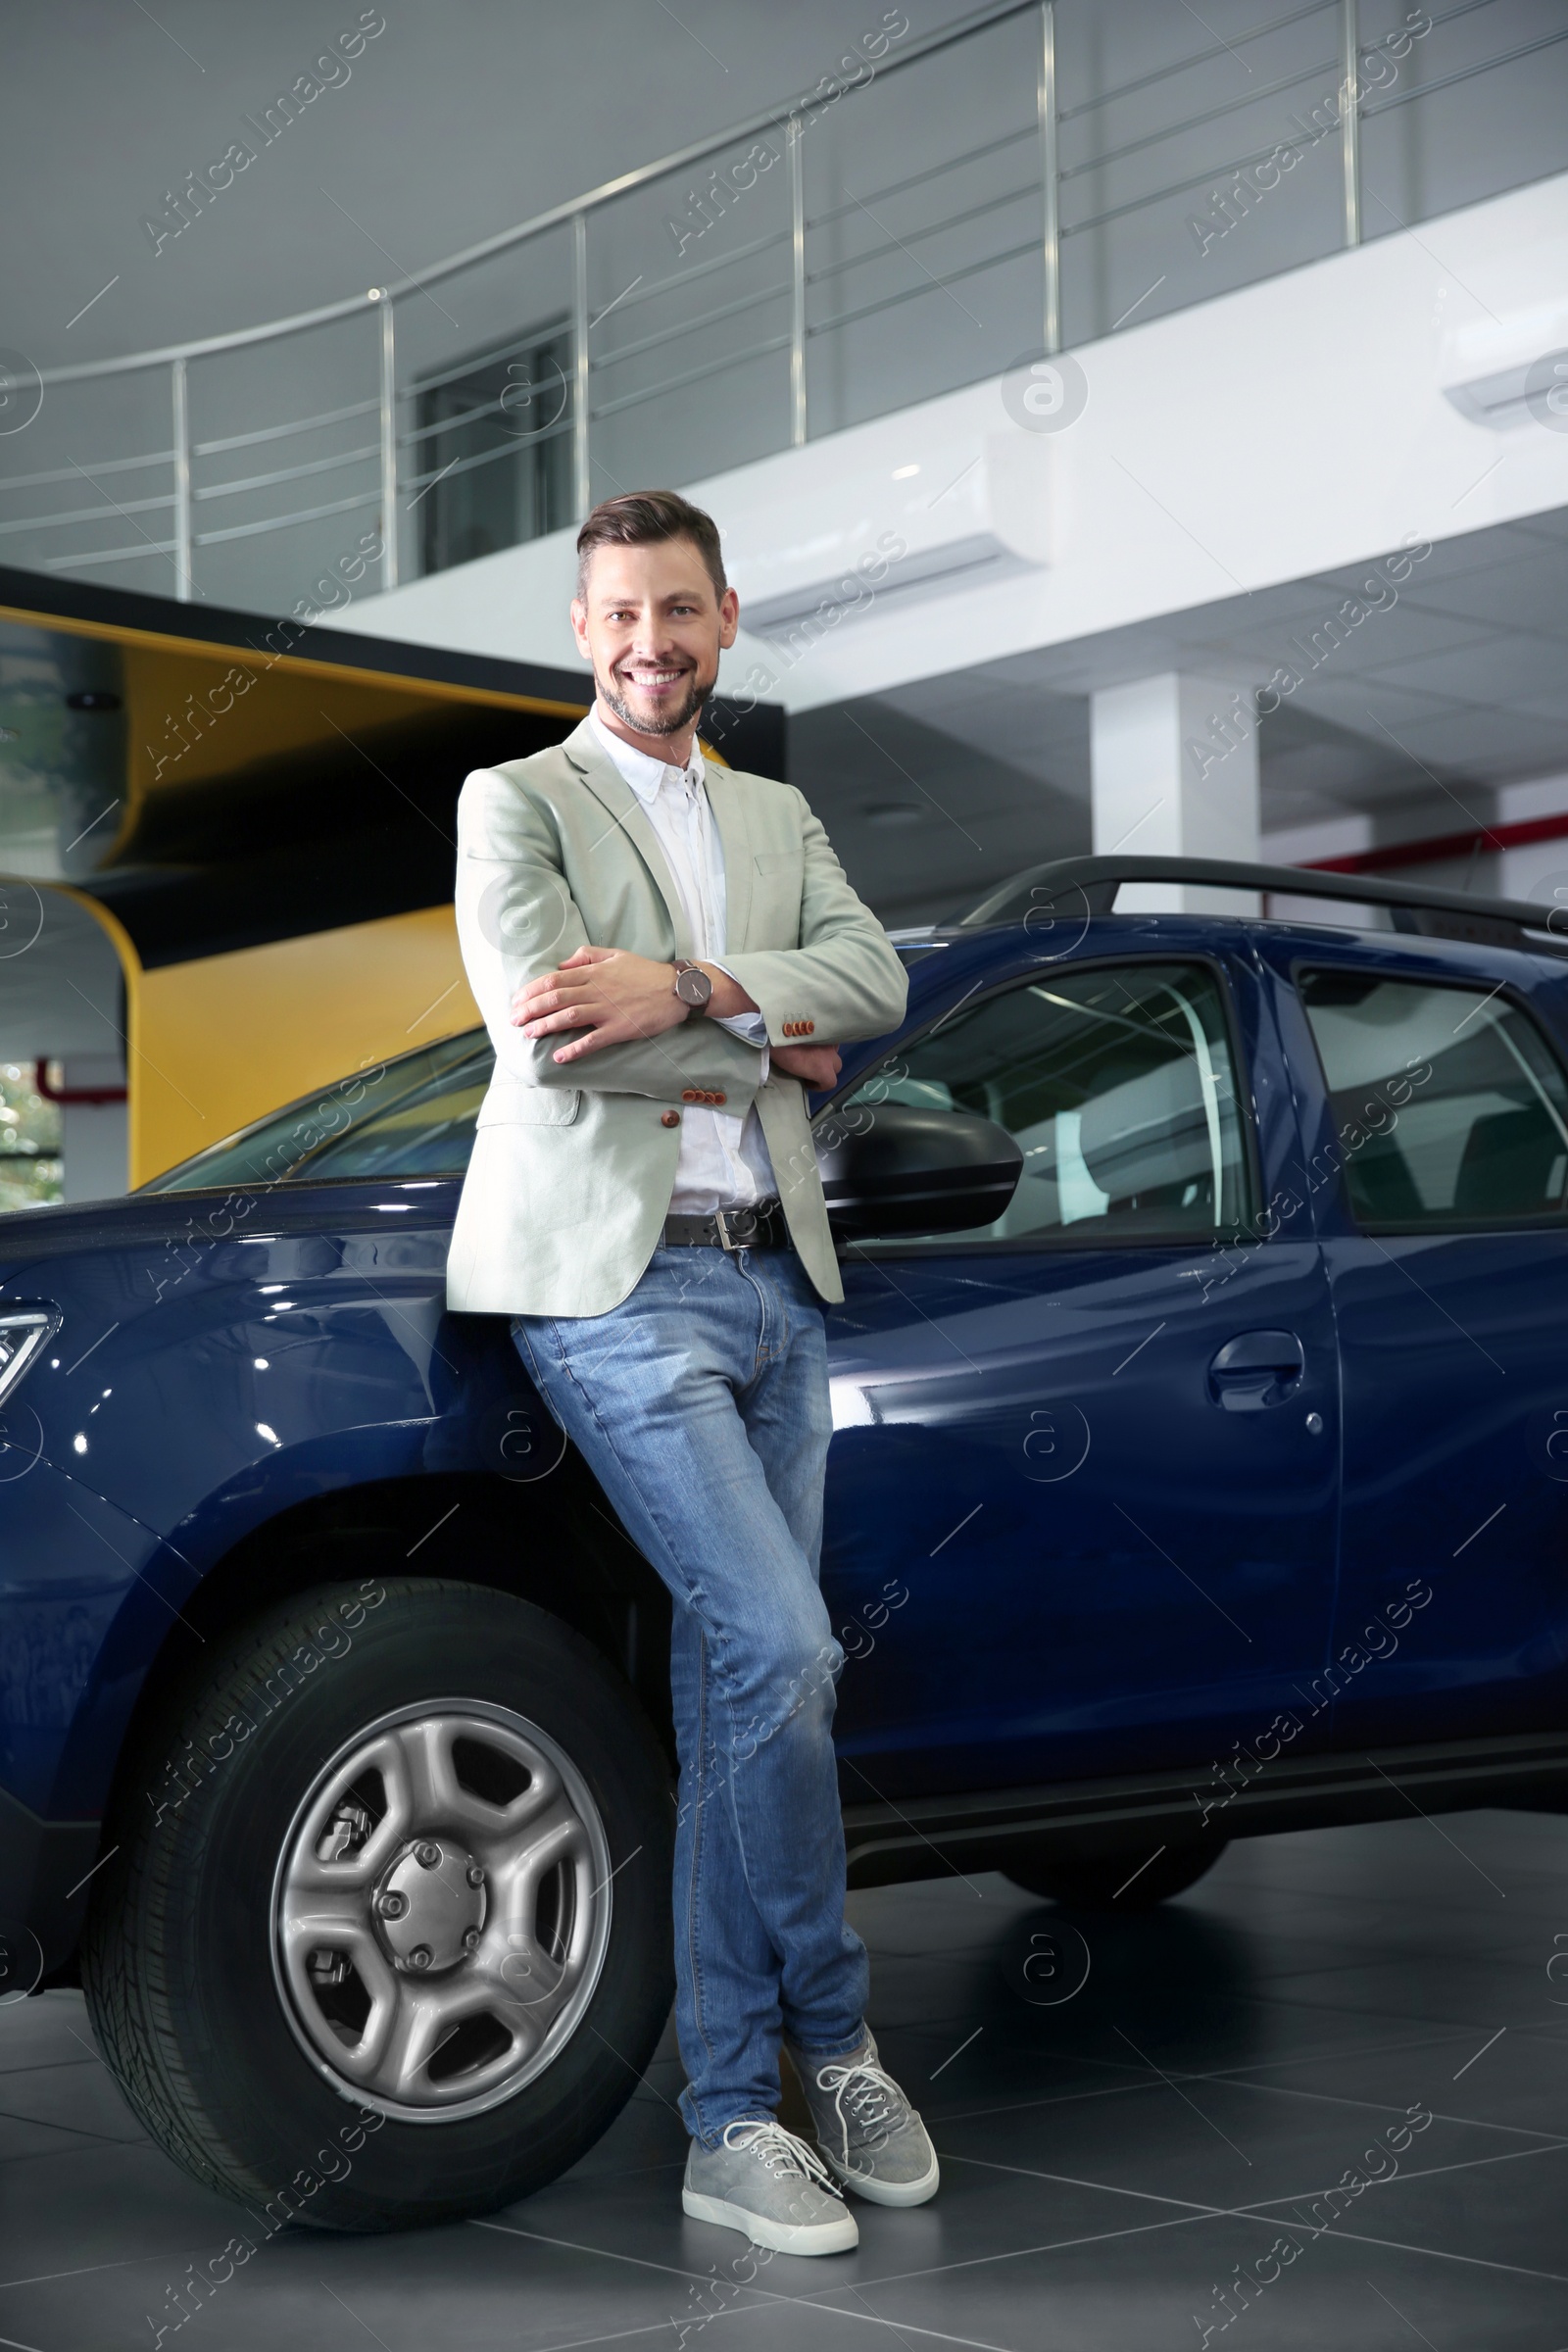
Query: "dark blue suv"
4 855 1568 2232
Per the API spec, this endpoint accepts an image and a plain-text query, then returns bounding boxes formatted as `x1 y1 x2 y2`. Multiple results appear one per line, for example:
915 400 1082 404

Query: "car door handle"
1207 1330 1305 1413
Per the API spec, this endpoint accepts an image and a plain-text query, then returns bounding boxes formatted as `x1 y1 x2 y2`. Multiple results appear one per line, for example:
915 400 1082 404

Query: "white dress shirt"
587 708 779 1213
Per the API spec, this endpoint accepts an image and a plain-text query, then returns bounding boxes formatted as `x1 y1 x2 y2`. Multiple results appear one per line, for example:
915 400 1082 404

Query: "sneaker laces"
720 2116 842 2196
814 2056 909 2168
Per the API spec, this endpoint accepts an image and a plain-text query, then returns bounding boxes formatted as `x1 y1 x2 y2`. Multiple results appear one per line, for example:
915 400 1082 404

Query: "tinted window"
144 1033 494 1192
836 960 1251 1245
1298 969 1568 1229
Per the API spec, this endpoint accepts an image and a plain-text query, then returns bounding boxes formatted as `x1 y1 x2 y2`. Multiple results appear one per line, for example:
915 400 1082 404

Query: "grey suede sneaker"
682 2117 859 2255
785 2028 941 2207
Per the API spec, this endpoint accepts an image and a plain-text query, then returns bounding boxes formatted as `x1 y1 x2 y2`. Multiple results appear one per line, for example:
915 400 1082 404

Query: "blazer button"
710 1091 725 1105
681 1089 700 1102
803 1020 815 1035
661 1110 680 1128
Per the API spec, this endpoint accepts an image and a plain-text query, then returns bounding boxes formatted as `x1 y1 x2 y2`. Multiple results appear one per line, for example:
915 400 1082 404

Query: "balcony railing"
2 0 1564 615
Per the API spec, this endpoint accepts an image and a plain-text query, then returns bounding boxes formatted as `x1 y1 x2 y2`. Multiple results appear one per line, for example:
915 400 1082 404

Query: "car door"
1271 939 1568 1748
816 941 1343 1802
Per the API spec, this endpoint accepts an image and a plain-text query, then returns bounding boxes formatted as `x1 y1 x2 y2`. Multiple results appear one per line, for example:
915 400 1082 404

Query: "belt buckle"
713 1205 759 1251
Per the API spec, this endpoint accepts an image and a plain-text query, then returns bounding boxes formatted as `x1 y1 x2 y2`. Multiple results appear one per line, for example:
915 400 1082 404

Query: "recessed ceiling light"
866 804 925 827
891 464 920 479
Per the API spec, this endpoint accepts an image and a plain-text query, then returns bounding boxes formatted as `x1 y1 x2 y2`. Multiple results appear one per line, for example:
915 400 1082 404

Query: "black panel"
0 567 788 965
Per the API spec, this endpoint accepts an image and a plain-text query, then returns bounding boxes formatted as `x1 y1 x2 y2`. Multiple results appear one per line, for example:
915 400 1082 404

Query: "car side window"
296 1055 495 1179
833 959 1252 1247
1297 968 1568 1230
139 1037 495 1191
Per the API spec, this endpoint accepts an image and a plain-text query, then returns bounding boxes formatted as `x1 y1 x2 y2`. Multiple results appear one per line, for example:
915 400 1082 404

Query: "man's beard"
599 660 711 739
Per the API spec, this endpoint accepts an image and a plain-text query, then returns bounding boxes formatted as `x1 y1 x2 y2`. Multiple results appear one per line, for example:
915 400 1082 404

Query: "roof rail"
956 857 1566 952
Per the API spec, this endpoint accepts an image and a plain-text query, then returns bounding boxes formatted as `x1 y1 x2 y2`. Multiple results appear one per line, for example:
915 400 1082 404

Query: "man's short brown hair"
574 489 727 604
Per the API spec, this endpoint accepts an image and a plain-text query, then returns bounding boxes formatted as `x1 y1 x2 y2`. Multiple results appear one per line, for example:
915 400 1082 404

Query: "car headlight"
0 1306 61 1405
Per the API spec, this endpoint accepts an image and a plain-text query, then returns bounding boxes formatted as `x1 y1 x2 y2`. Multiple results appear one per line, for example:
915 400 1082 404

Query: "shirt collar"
588 705 705 806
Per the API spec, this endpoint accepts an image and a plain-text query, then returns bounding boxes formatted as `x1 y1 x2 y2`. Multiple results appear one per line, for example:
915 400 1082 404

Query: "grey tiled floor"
4 1810 1568 2349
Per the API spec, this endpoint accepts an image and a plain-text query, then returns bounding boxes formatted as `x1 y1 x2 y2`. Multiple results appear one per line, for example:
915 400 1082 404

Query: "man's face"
571 536 740 740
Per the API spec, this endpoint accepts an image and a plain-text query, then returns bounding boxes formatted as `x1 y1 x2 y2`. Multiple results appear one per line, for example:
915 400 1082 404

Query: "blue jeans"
512 1245 870 2145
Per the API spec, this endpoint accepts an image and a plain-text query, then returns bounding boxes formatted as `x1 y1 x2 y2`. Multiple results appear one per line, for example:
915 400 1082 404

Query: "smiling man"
446 490 929 2254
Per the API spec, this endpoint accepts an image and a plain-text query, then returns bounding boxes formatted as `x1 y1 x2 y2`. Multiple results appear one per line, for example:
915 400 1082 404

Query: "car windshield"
142 1031 496 1192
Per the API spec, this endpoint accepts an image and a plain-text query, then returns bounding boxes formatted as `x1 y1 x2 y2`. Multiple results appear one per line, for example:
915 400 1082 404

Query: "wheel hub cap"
270 1701 613 2122
373 1839 486 1974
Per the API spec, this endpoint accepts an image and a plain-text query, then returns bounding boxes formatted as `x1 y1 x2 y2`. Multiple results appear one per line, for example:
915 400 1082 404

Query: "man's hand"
771 1042 842 1090
513 943 685 1062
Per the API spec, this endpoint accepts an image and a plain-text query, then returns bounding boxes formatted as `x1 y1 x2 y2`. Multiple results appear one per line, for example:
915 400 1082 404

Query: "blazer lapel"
560 720 694 960
703 760 754 954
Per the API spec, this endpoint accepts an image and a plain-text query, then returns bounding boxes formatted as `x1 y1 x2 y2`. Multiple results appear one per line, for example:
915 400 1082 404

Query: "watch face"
676 966 711 1005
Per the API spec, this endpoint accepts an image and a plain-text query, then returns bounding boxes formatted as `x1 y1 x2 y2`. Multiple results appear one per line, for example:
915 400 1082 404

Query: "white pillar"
58 1056 129 1203
1090 672 1261 912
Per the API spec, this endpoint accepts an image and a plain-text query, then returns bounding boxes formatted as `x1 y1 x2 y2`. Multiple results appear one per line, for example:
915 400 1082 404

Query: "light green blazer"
446 717 908 1317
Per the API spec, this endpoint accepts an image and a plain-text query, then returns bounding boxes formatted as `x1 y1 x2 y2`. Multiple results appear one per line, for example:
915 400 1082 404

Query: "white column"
1090 672 1261 912
58 1056 129 1204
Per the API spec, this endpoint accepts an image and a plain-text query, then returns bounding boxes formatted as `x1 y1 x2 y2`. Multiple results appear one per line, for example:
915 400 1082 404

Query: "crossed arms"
454 765 908 1106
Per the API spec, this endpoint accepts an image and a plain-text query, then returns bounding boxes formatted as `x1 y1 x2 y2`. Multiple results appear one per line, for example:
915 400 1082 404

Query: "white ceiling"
799 508 1568 923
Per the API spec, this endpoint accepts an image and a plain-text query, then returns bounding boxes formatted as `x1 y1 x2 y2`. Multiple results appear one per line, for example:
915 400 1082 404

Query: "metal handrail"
809 236 1043 341
410 324 569 401
401 418 572 496
807 179 1042 291
805 120 1037 234
0 447 174 492
594 275 792 374
4 0 1563 609
1057 0 1336 120
194 488 379 549
28 0 1039 389
0 491 173 538
590 332 795 423
192 443 380 503
1060 20 1568 240
194 398 379 459
1057 54 1340 181
1359 24 1568 114
46 538 178 572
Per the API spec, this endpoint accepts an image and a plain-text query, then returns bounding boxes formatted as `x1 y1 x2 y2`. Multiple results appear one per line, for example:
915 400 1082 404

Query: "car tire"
80 1578 674 2233
1001 1838 1227 1911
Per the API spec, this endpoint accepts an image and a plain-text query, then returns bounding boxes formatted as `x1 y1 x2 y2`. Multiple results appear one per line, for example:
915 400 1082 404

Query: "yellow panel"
127 646 451 792
0 594 589 871
132 905 481 1184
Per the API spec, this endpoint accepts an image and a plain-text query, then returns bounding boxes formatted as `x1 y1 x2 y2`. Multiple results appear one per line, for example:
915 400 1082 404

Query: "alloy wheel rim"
270 1697 612 2122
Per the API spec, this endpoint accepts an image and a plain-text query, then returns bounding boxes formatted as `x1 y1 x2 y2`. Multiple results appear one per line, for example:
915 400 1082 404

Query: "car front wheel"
82 1578 673 2232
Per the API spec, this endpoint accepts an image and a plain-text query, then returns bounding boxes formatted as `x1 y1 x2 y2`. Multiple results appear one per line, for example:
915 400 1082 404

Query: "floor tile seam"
457 2315 696 2352
936 2116 1568 2222
475 2205 1231 2307
1255 1955 1557 1987
470 2219 1031 2348
790 2205 1233 2296
1215 2215 1568 2288
1199 1877 1565 1913
934 2148 1242 2220
1495 2024 1568 2048
513 2299 1010 2352
1240 1985 1522 2034
0 2056 99 2079
470 2215 885 2316
928 2024 1471 2128
0 2103 136 2149
1219 2131 1568 2217
701 2287 1029 2352
1209 2073 1568 2142
0 2247 198 2293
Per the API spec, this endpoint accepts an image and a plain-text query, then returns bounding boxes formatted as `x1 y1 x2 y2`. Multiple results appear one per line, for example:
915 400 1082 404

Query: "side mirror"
811 1102 1023 1242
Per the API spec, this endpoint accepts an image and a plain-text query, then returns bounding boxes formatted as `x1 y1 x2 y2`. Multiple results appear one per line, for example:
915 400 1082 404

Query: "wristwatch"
671 957 713 1010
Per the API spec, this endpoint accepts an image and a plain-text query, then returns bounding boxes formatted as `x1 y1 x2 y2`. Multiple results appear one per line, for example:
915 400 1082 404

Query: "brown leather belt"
662 1200 790 1251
